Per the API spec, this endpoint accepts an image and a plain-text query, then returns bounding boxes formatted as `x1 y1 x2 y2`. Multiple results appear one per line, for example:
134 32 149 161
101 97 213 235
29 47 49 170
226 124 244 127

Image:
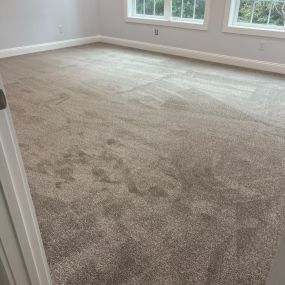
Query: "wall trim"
0 36 101 59
0 34 284 75
0 75 52 284
99 36 285 75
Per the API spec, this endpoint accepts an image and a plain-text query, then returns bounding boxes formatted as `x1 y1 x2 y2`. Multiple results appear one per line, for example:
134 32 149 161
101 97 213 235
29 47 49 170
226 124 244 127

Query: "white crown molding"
0 34 284 75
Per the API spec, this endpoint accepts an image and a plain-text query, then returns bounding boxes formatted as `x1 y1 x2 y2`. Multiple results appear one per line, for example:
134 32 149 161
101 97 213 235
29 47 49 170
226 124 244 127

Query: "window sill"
125 16 208 31
223 24 285 39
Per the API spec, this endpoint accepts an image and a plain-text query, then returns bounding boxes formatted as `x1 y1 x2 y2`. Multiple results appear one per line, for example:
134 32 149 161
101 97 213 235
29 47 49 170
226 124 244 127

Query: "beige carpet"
1 43 285 285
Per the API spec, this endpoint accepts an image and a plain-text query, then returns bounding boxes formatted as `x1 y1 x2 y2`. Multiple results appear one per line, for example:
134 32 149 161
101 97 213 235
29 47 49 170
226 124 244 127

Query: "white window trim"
223 0 285 39
125 0 211 31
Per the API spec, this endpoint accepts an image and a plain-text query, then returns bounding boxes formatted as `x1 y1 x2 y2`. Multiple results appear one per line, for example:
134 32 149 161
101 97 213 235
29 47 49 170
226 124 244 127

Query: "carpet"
1 43 285 285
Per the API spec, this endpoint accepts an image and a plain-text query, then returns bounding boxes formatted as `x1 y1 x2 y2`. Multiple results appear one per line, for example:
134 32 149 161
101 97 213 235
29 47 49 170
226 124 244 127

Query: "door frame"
0 76 51 285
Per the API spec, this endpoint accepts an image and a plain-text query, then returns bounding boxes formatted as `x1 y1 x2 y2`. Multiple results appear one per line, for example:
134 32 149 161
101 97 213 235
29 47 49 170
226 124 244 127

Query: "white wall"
0 0 99 50
0 0 284 65
99 0 285 64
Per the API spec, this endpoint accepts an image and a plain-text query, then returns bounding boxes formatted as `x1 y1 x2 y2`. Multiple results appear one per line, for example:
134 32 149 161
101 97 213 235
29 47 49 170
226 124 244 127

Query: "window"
126 0 211 30
135 0 165 17
171 0 206 21
238 0 285 26
224 0 285 38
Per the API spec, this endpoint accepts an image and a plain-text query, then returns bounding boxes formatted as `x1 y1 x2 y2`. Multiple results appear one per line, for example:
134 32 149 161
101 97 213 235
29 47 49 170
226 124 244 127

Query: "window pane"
237 0 285 27
172 0 182 18
252 1 271 24
145 0 155 15
136 0 144 14
171 0 206 20
155 0 164 16
136 0 164 16
195 0 206 19
269 2 285 26
238 0 254 23
183 0 195 19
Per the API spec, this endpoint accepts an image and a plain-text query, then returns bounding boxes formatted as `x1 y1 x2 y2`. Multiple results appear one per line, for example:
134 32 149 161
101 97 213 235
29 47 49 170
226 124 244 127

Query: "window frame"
223 0 285 39
125 0 211 30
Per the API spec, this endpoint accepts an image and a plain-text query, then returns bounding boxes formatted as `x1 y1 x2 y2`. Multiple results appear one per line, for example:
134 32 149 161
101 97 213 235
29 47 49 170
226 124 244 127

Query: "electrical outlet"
58 25 64 34
154 28 159 36
259 40 266 51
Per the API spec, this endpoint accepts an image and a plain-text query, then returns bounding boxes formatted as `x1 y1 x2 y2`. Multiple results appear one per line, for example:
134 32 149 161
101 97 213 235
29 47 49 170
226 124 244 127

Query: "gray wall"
0 0 99 50
99 0 285 64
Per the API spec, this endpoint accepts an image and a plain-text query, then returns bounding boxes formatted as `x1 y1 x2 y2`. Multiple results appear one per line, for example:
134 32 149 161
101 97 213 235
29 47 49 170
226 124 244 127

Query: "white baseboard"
1 34 284 75
0 36 101 59
99 36 285 75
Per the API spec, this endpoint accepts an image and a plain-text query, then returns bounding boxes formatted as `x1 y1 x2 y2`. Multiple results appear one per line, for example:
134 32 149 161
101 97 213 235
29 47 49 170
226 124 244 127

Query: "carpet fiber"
1 43 285 285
